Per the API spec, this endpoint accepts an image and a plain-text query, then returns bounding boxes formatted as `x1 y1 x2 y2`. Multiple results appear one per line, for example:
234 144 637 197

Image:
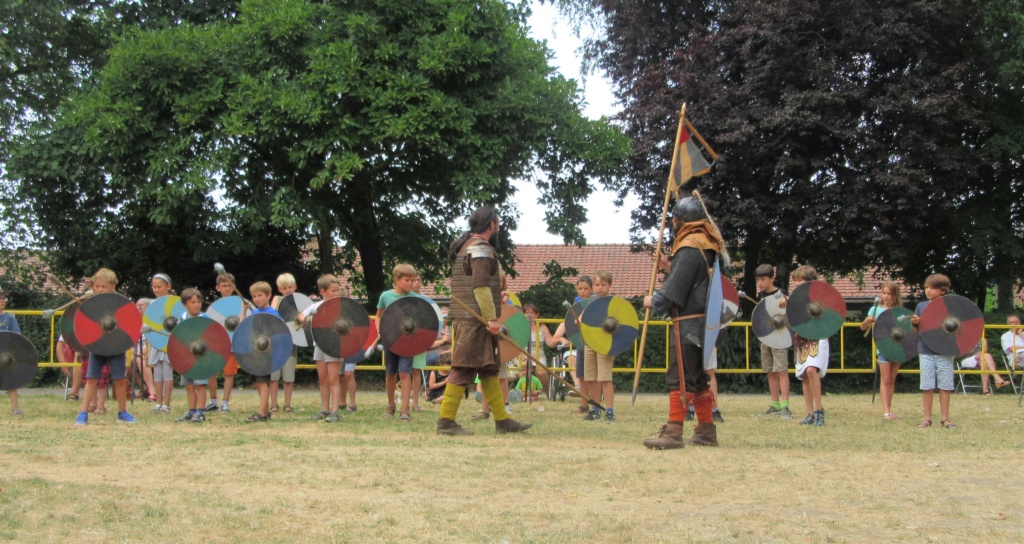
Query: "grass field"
1 388 1022 543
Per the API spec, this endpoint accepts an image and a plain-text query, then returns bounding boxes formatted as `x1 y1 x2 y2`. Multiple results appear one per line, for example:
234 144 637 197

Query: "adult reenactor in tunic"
642 196 726 449
436 206 532 436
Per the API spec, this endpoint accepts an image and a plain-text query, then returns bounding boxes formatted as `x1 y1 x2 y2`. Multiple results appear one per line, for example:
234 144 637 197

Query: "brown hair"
316 274 340 292
448 206 499 261
249 281 272 296
754 264 775 279
791 265 818 282
925 273 951 292
594 270 613 284
179 288 203 305
576 276 593 288
881 281 902 308
393 264 418 281
216 273 235 286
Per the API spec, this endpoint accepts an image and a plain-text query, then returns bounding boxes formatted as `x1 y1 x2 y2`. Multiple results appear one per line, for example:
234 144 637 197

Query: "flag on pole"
669 125 712 198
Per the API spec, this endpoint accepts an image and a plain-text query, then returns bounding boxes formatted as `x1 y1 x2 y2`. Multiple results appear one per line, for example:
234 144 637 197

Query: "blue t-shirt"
377 289 415 310
0 312 21 334
254 306 281 318
914 300 934 356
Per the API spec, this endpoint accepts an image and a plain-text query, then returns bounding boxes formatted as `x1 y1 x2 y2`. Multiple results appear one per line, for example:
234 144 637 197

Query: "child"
910 274 957 428
755 264 792 418
583 270 617 422
788 266 829 426
206 274 238 411
56 335 82 401
298 274 344 422
246 281 281 422
270 273 299 413
409 274 433 411
375 264 418 422
132 297 156 402
513 369 544 403
148 273 175 414
0 284 24 416
860 281 904 418
175 288 210 423
550 276 593 414
426 359 451 404
73 269 136 425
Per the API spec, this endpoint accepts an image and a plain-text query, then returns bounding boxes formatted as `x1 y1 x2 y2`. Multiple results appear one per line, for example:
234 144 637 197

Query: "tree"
7 0 628 303
549 0 1024 303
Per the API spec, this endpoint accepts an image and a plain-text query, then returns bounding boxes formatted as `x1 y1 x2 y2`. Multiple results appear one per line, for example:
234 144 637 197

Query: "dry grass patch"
1 389 1023 543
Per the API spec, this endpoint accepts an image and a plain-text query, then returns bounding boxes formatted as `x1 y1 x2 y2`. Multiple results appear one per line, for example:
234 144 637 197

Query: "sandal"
412 405 423 412
471 410 490 420
917 419 932 428
883 413 897 420
399 411 411 422
269 405 279 414
983 391 993 396
283 406 294 413
67 394 80 401
941 419 957 429
997 380 1010 389
384 406 396 418
95 407 107 415
11 408 23 416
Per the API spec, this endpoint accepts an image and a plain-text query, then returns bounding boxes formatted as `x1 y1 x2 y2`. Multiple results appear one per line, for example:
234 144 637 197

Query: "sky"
509 3 641 246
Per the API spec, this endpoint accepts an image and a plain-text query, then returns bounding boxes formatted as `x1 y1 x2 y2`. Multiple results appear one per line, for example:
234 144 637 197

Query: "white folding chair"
998 350 1022 395
955 356 984 395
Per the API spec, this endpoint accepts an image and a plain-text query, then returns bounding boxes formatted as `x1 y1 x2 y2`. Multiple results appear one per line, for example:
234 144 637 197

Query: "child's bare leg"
142 365 156 398
921 390 934 422
803 380 813 415
412 370 422 408
399 372 412 413
162 380 174 408
327 361 342 412
71 365 83 397
779 370 791 402
269 380 280 408
285 381 295 408
808 369 823 411
768 372 780 402
223 375 234 402
708 371 719 409
187 384 197 410
8 390 18 412
114 379 128 412
197 384 207 409
385 373 398 409
79 379 98 413
938 389 951 422
315 361 330 411
207 377 218 404
601 381 614 409
257 382 270 416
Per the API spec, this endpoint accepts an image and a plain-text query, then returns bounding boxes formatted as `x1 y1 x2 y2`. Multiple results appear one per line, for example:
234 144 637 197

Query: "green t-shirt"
515 375 543 392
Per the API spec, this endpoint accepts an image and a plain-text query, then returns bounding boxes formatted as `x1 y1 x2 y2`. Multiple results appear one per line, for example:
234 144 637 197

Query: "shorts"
342 363 356 374
152 360 173 382
760 344 789 373
251 374 271 384
876 350 891 364
223 354 239 377
313 345 342 363
498 361 509 380
1011 350 1024 370
86 353 126 381
180 375 209 387
384 350 413 375
412 353 427 370
271 355 297 382
583 346 614 382
920 353 954 391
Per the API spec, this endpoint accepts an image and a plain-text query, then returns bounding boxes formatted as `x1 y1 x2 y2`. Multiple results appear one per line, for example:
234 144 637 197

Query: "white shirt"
1000 330 1024 354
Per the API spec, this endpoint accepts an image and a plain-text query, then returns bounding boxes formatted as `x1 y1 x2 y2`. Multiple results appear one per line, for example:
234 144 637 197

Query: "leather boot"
436 418 474 436
494 418 532 433
642 421 684 450
685 422 719 447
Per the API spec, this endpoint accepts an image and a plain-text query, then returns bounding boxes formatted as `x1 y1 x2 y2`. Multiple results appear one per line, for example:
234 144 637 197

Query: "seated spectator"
512 372 545 403
1000 315 1024 370
426 363 451 404
961 338 1011 394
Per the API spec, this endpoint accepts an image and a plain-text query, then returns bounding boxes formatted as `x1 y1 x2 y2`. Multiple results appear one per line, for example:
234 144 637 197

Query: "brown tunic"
450 237 501 370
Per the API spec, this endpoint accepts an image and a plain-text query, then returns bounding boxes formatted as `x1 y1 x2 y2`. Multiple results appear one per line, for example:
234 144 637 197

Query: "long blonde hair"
881 281 902 308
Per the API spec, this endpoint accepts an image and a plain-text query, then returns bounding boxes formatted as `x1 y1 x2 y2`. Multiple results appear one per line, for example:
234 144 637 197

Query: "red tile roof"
506 244 656 297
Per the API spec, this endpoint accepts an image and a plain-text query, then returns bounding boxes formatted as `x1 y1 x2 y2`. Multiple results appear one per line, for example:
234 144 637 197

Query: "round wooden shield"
721 275 740 326
143 295 184 352
563 299 590 347
311 297 371 359
872 307 919 363
752 291 792 349
704 260 723 370
232 313 293 376
498 304 530 363
75 293 142 356
167 316 231 379
786 281 847 340
277 293 314 347
343 320 380 365
378 296 440 357
580 295 639 356
920 295 984 357
507 292 522 309
59 301 85 353
0 331 39 391
208 296 250 339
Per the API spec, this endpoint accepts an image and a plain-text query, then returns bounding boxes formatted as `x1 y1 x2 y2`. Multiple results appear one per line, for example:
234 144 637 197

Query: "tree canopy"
551 0 1024 304
4 0 628 301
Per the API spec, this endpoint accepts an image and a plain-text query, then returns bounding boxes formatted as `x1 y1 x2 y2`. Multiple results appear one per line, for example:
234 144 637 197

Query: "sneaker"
765 405 783 416
604 411 616 423
505 403 513 415
583 410 602 421
74 412 88 426
685 407 695 421
780 407 792 419
310 410 329 421
246 413 270 423
204 401 218 412
324 411 340 422
813 409 825 427
799 413 814 425
158 405 171 414
189 411 206 423
712 408 725 423
176 411 194 422
347 406 358 412
151 405 163 414
117 411 137 424
220 402 230 412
